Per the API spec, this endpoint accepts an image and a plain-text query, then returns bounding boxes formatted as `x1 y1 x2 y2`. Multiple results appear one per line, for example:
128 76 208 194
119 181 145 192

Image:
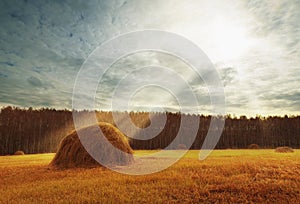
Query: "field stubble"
0 150 300 203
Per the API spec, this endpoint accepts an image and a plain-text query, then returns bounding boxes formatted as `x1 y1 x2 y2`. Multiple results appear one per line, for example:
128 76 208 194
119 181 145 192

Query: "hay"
275 146 294 153
247 144 260 149
14 150 25 155
50 122 133 169
177 144 188 150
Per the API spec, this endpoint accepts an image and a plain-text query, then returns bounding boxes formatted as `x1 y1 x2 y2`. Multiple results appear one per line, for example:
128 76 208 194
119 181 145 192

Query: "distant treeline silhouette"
0 106 299 155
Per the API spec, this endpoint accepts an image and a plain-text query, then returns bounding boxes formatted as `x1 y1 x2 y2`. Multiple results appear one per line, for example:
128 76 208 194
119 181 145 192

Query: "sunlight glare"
211 23 252 61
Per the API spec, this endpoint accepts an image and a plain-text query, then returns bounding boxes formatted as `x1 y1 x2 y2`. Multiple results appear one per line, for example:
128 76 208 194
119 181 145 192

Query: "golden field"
1 150 300 203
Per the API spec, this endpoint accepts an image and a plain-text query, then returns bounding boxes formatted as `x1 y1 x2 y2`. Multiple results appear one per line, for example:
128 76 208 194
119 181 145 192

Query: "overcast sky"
0 0 299 116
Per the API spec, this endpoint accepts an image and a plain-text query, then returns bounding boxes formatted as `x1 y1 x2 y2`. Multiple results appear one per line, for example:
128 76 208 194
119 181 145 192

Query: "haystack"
50 122 133 169
247 144 260 149
14 150 25 155
275 146 294 153
177 144 188 150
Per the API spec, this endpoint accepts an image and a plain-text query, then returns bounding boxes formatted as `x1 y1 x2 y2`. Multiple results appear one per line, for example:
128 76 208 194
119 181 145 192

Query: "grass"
1 150 300 203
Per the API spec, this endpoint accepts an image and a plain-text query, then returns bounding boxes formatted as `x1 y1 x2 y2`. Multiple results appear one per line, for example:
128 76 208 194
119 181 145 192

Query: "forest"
0 106 299 155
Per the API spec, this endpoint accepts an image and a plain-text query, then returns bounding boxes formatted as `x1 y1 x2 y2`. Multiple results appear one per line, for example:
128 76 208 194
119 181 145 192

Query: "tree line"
0 106 299 155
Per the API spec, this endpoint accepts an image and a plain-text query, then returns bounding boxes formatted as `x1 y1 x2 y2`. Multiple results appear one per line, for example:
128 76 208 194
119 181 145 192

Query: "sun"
172 17 254 63
211 23 252 61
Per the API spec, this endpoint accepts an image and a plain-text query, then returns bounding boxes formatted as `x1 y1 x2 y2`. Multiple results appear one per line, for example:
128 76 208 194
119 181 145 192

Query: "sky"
0 0 299 116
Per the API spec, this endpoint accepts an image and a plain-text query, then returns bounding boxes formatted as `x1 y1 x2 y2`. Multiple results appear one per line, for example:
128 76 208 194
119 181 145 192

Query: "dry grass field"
1 150 300 203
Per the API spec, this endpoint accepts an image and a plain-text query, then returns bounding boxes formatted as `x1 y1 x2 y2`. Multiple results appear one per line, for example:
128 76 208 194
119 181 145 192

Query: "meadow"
1 150 300 203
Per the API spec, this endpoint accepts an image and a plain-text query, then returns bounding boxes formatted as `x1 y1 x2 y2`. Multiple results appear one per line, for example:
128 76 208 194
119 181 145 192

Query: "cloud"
242 0 300 69
218 67 238 87
0 0 299 116
0 72 8 78
27 76 42 87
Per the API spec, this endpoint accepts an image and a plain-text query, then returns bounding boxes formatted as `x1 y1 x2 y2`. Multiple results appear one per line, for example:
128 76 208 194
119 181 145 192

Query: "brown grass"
0 150 300 203
247 144 260 149
275 146 294 153
14 150 25 155
50 122 133 169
